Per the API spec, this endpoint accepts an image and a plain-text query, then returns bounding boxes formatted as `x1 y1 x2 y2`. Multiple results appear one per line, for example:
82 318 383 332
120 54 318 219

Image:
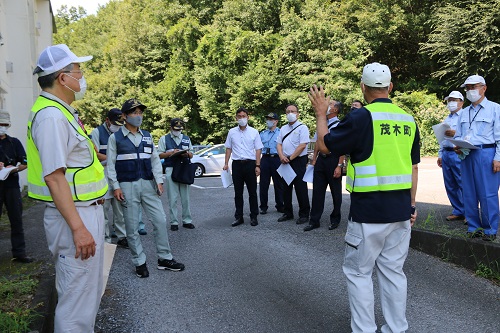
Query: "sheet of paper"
277 163 296 185
170 149 188 157
220 169 233 188
101 242 117 298
0 166 16 181
446 138 479 150
432 123 451 144
302 165 314 183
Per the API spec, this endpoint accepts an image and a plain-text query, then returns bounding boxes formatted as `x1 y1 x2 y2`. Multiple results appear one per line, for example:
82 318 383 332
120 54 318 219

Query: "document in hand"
0 166 16 181
170 149 188 157
302 164 314 183
221 169 233 188
432 123 451 144
446 139 479 150
277 163 296 185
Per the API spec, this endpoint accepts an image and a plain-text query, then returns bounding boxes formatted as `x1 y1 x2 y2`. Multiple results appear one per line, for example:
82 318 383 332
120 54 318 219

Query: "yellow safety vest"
346 102 416 193
27 95 108 202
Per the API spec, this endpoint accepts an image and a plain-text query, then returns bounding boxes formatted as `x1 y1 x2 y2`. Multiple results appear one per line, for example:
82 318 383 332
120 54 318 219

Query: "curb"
29 264 56 333
411 228 500 275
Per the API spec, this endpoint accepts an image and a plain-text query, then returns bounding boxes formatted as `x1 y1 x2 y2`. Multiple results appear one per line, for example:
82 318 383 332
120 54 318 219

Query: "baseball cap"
107 108 124 126
0 111 11 126
444 91 464 101
171 118 185 130
460 74 486 88
33 44 92 77
361 62 391 87
265 112 279 120
121 98 147 114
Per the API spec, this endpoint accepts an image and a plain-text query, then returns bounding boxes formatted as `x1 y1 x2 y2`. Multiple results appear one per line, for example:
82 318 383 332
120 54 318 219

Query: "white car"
191 144 228 177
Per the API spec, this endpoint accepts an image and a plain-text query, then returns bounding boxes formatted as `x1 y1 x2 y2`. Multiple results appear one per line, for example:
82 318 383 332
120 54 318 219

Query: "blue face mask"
126 115 143 127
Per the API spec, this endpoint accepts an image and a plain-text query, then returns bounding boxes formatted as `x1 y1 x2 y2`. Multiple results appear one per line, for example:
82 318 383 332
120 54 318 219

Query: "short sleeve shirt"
224 126 263 160
277 121 310 157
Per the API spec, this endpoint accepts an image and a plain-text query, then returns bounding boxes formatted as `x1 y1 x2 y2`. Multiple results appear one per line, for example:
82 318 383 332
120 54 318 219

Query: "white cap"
460 74 486 88
0 111 11 126
361 62 391 87
33 44 92 77
444 91 464 101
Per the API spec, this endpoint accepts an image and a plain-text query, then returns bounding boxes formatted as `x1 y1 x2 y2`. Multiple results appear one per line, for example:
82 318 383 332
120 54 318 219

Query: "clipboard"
170 149 188 157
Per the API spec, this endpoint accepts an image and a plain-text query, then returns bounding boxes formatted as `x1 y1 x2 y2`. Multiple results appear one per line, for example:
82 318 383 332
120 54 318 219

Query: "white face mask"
64 74 87 100
466 89 481 103
326 105 332 116
171 130 181 137
286 112 297 123
109 124 121 133
0 126 8 136
266 120 275 128
237 118 248 127
447 101 459 112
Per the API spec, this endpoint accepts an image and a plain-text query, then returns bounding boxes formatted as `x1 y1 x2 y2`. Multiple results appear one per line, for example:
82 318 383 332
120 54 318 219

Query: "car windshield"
194 146 213 155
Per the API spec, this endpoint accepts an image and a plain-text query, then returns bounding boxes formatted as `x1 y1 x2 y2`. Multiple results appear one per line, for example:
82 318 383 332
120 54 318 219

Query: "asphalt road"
94 158 500 333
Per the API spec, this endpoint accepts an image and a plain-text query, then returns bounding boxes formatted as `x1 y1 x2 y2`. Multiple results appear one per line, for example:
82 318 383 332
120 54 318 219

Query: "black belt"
319 152 332 158
233 159 255 163
263 154 278 158
444 147 455 151
474 143 496 149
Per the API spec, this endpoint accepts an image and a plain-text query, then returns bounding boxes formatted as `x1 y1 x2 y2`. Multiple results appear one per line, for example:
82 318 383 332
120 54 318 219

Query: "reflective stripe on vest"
27 95 108 202
116 153 152 160
346 103 415 193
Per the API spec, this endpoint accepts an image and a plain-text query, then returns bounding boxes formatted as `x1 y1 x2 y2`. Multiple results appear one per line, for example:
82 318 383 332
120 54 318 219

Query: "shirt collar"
121 126 144 136
40 91 77 115
328 116 339 124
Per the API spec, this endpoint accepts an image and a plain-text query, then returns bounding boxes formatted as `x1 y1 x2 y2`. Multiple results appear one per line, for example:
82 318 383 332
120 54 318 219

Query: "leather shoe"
446 214 465 221
138 229 147 235
276 207 285 213
304 224 319 231
482 234 497 242
170 225 179 231
296 217 308 225
232 218 244 227
329 222 340 230
250 218 258 226
12 256 34 263
260 209 267 215
182 223 195 229
277 214 293 222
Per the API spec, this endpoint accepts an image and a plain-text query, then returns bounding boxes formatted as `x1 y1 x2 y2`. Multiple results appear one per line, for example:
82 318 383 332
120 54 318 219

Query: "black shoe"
276 207 285 213
111 233 118 238
329 222 340 230
304 224 319 232
232 218 244 227
117 238 129 249
12 256 34 263
260 209 267 215
138 229 147 235
277 214 293 222
136 263 149 278
171 225 179 231
466 231 483 239
482 234 497 242
158 258 185 271
182 223 195 229
296 217 308 225
251 218 259 226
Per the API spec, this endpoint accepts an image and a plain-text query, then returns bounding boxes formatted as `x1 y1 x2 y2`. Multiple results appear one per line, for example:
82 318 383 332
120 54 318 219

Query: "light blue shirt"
260 127 280 155
455 97 500 160
438 110 462 158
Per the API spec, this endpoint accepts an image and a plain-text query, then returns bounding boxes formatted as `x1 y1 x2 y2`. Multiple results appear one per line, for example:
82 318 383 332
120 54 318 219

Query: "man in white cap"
454 75 500 241
0 111 31 263
28 44 108 332
437 91 465 222
309 62 420 333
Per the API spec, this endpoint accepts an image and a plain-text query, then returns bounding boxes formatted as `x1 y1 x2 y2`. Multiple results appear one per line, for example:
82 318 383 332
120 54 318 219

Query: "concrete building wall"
0 0 54 188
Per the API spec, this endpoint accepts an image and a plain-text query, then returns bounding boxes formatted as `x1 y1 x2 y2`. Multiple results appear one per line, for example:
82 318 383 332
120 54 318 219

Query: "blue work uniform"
455 97 500 236
439 110 464 217
259 127 284 212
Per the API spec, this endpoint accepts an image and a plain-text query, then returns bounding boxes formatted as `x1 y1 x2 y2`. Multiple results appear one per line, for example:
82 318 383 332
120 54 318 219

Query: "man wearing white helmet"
454 75 500 241
29 44 108 332
309 62 420 333
437 91 465 222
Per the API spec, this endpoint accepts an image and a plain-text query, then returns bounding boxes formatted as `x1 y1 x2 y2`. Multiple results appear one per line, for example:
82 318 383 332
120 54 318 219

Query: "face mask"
266 120 275 128
447 101 459 112
109 124 121 133
126 115 143 127
0 126 8 136
326 106 331 116
237 118 248 127
286 113 297 123
171 130 181 137
350 106 358 112
64 74 87 100
466 89 481 103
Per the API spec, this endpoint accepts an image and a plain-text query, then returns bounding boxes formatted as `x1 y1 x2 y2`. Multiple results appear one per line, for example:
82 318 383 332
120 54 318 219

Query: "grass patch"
475 263 500 283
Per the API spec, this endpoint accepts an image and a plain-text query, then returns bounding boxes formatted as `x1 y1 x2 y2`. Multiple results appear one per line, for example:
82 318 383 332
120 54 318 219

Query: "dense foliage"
53 0 500 155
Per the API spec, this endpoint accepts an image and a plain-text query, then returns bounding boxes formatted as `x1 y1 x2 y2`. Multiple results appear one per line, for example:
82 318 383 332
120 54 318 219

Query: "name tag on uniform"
144 147 152 154
142 136 152 145
182 145 189 150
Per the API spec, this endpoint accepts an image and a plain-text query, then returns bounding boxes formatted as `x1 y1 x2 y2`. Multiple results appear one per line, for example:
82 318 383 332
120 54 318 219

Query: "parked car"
192 144 212 153
191 144 228 177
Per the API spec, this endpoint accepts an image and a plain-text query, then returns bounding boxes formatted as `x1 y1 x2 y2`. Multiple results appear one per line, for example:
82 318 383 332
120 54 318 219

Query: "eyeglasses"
130 110 143 115
463 84 484 91
285 109 298 114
